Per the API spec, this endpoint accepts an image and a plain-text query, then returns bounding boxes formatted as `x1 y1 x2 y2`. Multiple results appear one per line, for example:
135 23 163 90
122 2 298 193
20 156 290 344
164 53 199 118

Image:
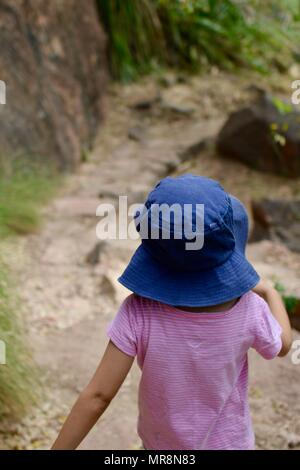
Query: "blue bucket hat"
118 174 259 307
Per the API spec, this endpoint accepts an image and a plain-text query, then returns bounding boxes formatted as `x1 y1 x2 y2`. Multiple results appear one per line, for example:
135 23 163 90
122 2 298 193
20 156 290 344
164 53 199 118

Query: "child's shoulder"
242 290 268 308
121 293 157 313
239 290 270 322
239 290 267 311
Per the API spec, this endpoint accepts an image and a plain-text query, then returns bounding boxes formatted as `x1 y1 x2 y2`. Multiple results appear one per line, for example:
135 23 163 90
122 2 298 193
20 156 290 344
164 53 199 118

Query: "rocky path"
2 74 300 450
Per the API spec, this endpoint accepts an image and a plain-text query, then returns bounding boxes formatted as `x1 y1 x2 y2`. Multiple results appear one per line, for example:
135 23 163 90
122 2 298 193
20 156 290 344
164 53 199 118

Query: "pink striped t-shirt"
107 291 282 450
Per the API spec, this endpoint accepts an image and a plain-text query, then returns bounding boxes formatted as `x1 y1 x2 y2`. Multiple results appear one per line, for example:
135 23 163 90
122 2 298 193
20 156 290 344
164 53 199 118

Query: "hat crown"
136 174 236 271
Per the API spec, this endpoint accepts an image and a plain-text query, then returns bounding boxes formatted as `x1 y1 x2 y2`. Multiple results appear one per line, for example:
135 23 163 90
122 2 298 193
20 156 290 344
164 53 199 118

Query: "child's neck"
175 297 240 313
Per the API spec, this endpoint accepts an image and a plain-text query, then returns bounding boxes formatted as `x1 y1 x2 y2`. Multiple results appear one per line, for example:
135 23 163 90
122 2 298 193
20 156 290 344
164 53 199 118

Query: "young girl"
52 174 292 450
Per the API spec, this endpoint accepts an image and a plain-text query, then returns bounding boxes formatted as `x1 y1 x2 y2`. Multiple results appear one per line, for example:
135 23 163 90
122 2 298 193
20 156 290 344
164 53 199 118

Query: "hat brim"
118 243 259 307
118 194 259 307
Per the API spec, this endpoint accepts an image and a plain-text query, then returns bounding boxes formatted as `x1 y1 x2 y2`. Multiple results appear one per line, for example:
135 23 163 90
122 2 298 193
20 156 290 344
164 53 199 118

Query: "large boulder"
250 198 300 253
0 0 107 170
217 94 300 177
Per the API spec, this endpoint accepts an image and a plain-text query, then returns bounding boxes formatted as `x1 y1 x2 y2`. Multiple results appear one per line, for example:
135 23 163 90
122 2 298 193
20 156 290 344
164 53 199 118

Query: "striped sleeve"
251 297 282 360
107 295 137 357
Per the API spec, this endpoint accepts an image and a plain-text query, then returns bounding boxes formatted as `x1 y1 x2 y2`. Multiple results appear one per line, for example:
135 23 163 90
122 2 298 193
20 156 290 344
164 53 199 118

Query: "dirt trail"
2 73 300 450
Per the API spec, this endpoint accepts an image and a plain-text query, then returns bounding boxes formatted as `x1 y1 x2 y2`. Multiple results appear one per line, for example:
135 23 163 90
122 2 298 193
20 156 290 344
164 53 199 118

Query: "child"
52 174 292 450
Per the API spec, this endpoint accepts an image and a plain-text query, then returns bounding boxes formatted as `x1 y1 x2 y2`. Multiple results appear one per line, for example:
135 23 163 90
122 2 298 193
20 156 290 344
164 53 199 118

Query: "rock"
99 275 116 299
176 75 187 84
0 0 107 170
157 74 187 87
98 183 148 204
157 75 176 88
217 94 300 177
160 102 195 117
280 430 300 449
175 118 223 163
129 93 161 110
128 126 145 142
85 242 106 266
177 137 213 162
250 198 300 253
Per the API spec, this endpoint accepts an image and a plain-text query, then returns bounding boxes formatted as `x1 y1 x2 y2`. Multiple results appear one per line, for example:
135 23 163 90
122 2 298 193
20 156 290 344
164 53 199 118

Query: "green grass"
275 281 299 315
0 260 38 418
97 0 300 81
0 156 59 419
98 0 165 81
0 155 58 237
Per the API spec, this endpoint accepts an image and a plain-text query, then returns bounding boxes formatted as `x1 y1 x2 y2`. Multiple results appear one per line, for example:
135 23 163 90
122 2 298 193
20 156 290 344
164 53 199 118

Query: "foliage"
0 156 58 418
98 0 165 81
97 0 300 81
0 259 38 418
0 155 59 237
274 281 299 315
271 96 293 115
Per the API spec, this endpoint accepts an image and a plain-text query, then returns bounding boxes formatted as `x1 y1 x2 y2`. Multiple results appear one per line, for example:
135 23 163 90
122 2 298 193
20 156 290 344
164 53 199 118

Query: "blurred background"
0 0 300 450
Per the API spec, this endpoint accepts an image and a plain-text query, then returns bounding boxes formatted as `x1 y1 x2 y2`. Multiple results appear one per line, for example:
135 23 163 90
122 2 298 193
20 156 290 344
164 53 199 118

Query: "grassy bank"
0 156 58 238
0 156 59 419
0 260 37 418
98 0 300 81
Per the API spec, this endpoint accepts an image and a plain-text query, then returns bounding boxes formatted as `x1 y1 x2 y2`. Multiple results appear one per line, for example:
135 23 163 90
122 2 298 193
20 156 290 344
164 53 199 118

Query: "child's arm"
51 340 134 450
252 280 292 357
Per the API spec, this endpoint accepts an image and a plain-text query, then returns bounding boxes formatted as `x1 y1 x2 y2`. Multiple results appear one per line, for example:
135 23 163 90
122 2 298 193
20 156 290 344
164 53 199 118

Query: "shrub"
98 0 300 81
